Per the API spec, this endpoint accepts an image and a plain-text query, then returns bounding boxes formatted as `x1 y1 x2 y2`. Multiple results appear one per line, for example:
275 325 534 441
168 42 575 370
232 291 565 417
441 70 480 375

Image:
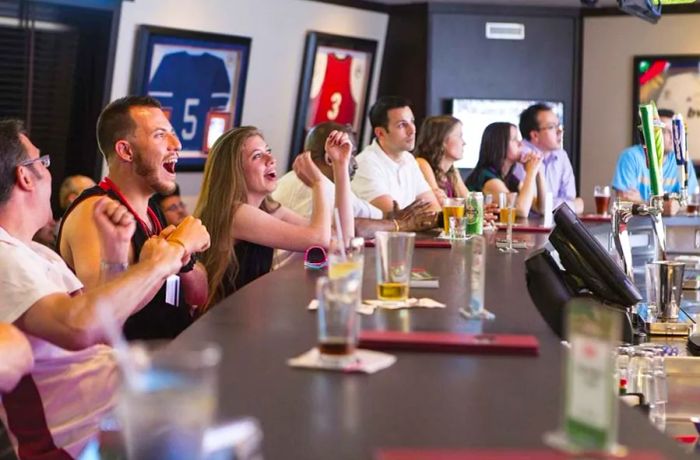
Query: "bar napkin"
307 298 446 314
288 348 396 374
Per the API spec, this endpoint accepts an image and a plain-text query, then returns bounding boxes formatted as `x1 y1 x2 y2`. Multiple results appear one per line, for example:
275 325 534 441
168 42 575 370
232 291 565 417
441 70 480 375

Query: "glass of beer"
499 192 517 225
442 197 465 234
687 193 700 215
316 275 360 361
594 185 611 216
328 237 364 281
375 231 415 301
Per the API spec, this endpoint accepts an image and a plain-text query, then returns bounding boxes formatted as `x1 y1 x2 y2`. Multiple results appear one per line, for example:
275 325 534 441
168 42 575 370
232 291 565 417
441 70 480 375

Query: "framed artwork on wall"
289 31 377 168
131 25 251 171
633 54 700 162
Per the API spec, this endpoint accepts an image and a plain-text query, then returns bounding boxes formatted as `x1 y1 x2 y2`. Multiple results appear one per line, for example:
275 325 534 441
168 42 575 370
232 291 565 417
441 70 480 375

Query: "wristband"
179 252 198 274
100 261 129 273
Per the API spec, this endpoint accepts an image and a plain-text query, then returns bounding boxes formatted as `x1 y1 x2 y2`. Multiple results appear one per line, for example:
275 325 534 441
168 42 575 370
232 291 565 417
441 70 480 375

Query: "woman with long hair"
195 126 354 308
465 122 546 217
414 115 469 205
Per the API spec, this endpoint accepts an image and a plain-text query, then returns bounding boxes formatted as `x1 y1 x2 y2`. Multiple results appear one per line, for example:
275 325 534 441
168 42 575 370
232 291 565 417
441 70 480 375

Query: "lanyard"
98 177 162 237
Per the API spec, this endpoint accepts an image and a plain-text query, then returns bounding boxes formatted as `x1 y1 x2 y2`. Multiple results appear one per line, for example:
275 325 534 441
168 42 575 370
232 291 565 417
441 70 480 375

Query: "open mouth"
163 159 178 174
265 170 277 181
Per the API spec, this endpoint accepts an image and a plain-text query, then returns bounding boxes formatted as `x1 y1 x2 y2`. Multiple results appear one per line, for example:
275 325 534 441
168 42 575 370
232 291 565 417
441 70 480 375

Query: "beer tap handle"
672 115 689 206
612 200 635 281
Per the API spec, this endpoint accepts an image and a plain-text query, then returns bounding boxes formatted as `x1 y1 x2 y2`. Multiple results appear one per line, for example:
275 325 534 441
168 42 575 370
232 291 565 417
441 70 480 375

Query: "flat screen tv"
450 98 564 169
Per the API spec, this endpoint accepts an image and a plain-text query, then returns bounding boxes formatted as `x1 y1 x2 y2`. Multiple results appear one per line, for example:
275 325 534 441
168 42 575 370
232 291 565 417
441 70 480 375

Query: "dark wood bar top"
175 232 687 459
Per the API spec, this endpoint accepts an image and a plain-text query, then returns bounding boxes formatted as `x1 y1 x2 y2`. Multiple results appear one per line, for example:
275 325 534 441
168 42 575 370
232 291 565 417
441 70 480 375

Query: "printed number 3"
182 98 199 141
326 92 342 121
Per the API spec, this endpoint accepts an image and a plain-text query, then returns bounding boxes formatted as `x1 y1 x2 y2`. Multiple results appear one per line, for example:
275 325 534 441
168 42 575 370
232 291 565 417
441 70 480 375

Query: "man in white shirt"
273 122 436 238
351 96 441 214
0 119 186 458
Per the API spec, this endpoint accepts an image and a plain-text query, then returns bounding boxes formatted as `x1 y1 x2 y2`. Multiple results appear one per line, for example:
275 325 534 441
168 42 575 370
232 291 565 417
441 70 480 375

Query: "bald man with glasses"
514 103 584 214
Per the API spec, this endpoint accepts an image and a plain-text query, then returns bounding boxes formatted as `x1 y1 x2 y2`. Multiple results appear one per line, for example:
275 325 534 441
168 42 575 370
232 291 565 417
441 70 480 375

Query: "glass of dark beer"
687 193 700 215
316 276 360 362
594 185 611 216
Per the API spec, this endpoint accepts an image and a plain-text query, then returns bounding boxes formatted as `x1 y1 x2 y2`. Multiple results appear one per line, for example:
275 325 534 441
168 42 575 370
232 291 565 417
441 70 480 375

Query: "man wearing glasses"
0 119 186 458
516 103 584 214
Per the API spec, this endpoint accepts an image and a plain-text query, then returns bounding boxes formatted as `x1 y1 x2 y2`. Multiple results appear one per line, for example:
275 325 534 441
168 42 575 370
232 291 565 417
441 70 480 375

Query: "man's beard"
133 150 175 195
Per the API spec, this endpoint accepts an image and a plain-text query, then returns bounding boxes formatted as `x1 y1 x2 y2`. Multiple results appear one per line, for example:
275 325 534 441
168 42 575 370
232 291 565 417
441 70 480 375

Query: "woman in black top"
465 122 546 217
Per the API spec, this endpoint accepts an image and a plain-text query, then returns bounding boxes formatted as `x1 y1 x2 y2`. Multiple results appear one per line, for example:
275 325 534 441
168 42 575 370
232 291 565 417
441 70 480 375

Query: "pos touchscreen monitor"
548 203 642 308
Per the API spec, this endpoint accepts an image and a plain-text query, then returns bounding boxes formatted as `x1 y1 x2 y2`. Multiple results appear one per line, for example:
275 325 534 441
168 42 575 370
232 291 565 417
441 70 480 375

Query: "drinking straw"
333 207 347 261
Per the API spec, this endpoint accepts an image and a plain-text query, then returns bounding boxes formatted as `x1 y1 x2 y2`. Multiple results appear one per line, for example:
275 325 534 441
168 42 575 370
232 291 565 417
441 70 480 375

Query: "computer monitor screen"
450 98 564 169
549 204 642 308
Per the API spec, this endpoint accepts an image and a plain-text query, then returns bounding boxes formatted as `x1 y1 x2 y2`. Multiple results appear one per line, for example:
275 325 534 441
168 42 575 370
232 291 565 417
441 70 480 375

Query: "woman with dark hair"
414 115 469 205
194 126 354 308
466 122 546 217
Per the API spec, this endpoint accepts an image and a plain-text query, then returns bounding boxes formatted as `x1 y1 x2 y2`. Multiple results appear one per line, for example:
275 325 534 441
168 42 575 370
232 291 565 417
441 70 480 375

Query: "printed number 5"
182 98 199 141
326 92 342 121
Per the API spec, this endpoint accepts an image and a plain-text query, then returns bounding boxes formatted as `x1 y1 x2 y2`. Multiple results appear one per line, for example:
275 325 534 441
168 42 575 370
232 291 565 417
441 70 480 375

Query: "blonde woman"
195 126 354 308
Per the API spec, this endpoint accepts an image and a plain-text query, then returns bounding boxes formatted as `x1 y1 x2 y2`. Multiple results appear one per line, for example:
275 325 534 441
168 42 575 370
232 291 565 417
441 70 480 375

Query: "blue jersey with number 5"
148 51 231 151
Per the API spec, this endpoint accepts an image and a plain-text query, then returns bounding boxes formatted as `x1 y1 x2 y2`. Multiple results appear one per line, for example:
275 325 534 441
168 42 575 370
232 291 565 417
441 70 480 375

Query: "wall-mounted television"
450 98 565 169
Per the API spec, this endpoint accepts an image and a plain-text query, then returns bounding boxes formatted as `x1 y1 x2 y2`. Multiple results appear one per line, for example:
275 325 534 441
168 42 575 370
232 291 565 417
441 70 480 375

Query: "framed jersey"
131 26 251 171
289 32 377 169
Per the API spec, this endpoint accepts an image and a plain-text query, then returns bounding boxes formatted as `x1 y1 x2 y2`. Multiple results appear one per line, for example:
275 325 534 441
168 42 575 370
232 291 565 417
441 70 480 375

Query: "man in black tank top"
58 96 210 340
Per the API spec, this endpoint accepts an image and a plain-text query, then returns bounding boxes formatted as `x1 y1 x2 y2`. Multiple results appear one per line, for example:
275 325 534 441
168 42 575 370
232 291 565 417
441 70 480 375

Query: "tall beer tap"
612 104 667 282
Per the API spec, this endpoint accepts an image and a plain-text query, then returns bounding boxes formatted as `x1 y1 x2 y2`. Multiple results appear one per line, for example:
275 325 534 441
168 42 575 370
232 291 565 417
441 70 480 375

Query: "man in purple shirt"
513 103 584 214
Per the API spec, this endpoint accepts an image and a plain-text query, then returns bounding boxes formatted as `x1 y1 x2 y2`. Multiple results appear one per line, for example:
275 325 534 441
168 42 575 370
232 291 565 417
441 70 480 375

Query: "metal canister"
466 192 483 235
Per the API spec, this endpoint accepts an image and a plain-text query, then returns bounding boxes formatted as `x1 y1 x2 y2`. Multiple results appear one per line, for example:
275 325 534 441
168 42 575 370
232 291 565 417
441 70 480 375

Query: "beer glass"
116 341 221 460
594 185 611 216
442 197 465 234
687 192 700 215
316 275 360 361
500 193 518 253
375 231 415 301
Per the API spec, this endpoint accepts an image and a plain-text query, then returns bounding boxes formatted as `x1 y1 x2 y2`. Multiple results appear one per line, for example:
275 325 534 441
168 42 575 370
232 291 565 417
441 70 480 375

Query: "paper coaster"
307 298 445 314
288 348 396 374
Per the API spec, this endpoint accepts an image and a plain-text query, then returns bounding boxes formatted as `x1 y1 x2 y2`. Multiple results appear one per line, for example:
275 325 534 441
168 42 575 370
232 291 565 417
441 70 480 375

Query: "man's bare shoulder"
63 196 103 230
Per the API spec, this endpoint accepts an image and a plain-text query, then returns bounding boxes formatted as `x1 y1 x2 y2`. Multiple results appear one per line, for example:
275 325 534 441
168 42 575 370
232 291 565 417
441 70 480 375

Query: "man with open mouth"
57 95 211 341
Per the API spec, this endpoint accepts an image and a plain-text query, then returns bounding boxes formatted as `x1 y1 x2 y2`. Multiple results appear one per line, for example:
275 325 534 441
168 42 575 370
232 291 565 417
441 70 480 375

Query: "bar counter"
174 229 687 459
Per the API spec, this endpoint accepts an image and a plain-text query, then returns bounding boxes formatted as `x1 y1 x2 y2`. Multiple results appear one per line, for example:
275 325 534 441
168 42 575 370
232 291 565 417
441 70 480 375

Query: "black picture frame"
289 32 377 169
131 25 251 171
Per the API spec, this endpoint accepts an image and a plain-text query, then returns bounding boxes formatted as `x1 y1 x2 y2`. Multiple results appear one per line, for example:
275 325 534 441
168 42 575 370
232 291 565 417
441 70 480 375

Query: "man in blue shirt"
612 109 698 214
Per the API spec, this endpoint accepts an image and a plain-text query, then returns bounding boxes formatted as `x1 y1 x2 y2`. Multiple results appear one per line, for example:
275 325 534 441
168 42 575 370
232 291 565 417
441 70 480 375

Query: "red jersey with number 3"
311 54 356 126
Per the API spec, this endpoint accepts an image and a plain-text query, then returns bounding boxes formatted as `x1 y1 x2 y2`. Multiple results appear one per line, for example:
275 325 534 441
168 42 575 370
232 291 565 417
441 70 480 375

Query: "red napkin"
358 330 539 356
580 214 611 222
